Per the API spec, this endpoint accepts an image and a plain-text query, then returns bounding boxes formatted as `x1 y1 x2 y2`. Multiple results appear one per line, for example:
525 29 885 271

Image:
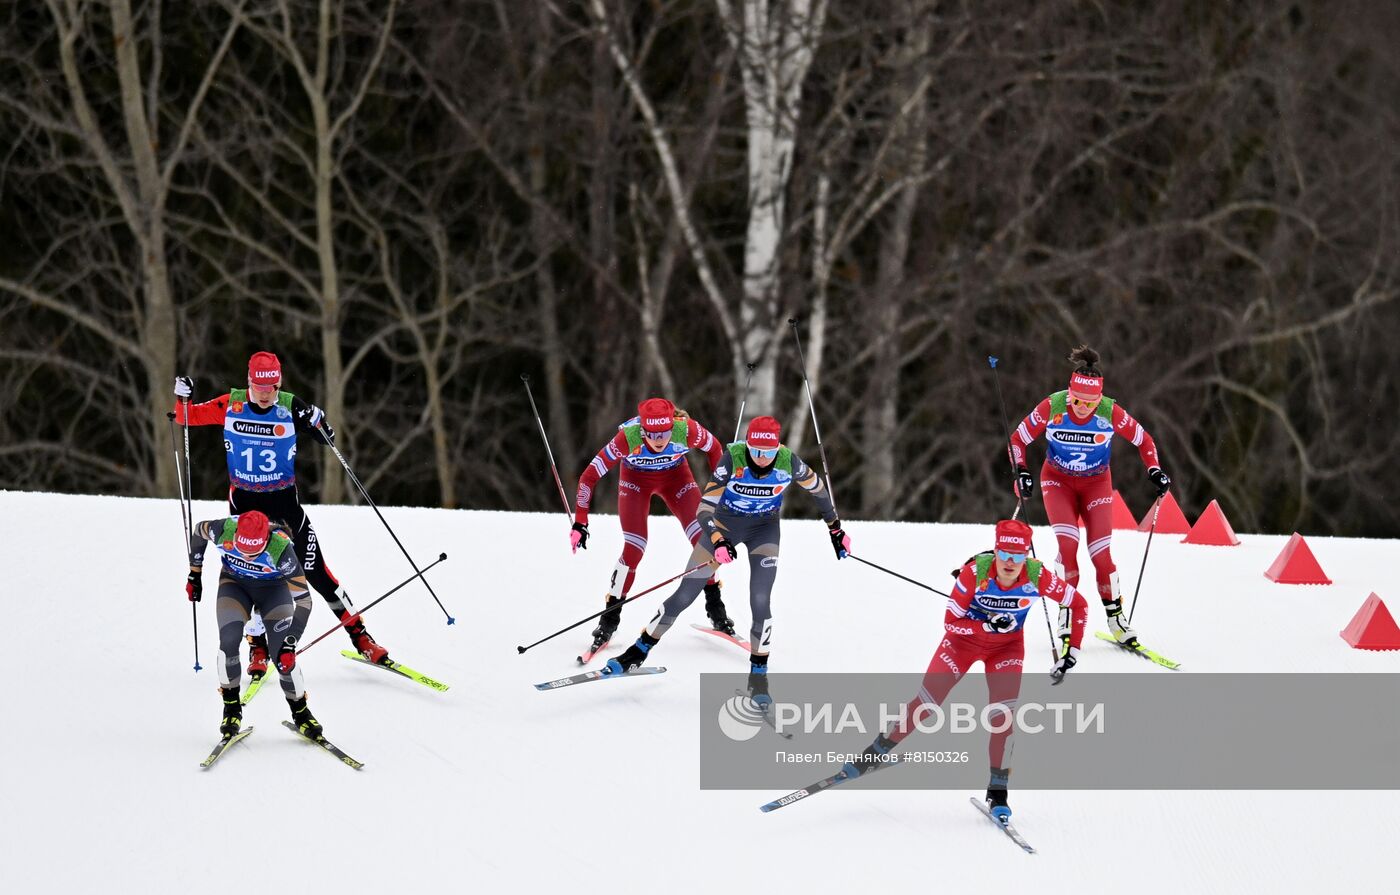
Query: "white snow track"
4 489 1396 892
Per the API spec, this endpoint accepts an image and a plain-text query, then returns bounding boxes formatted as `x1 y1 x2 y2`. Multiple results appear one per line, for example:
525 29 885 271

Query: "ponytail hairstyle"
1068 345 1103 377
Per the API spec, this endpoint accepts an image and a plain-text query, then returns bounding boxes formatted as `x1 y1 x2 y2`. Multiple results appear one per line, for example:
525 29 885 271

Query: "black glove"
174 376 193 399
1050 646 1079 683
1015 465 1034 500
319 420 335 443
827 520 850 560
570 521 589 552
984 612 1016 633
1147 466 1171 497
186 567 203 603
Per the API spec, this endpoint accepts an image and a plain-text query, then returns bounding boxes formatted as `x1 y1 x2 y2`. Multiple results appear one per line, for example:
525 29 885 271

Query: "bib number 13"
240 447 278 472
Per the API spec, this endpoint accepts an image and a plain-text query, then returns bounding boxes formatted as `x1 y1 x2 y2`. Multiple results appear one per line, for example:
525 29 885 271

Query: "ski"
534 667 667 691
340 650 449 692
199 726 255 769
1094 631 1181 670
690 622 751 651
969 796 1036 854
759 756 904 813
577 638 611 666
241 673 270 705
281 720 364 769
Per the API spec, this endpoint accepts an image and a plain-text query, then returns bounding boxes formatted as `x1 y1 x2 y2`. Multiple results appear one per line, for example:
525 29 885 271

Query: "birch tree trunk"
716 0 827 417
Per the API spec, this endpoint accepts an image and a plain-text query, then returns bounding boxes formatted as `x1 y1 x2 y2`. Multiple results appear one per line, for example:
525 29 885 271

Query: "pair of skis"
1093 631 1181 670
199 722 363 770
759 758 1035 853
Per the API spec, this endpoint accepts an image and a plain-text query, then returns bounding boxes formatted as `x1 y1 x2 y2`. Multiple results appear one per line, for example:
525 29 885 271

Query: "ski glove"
174 376 193 399
276 636 297 674
1147 466 1171 497
1050 646 1079 682
1015 465 1035 500
186 567 203 602
570 521 589 553
712 536 736 565
827 520 850 559
984 612 1016 634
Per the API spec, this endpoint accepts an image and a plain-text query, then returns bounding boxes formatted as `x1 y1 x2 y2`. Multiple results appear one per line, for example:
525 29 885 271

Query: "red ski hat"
248 351 282 387
638 398 676 434
1068 371 1103 398
233 511 271 556
745 416 782 451
994 519 1033 555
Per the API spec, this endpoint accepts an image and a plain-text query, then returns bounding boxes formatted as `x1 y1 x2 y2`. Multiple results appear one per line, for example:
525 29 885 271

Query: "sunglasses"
1067 395 1100 409
995 549 1027 563
748 446 779 459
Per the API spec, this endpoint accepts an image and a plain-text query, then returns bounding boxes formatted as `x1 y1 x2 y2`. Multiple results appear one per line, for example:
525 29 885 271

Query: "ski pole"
788 318 838 515
318 424 455 625
520 373 574 519
1128 496 1162 624
987 355 1057 661
168 406 201 672
297 553 450 655
847 553 951 599
733 362 758 442
516 560 712 655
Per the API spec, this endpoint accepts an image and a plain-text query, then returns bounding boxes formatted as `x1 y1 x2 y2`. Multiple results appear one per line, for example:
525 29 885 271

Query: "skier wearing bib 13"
173 351 392 671
1007 345 1170 652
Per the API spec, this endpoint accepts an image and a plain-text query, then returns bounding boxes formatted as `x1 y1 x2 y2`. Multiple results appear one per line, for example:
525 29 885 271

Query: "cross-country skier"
1007 345 1169 651
571 397 732 656
602 416 851 704
173 351 391 670
842 519 1087 821
187 510 324 740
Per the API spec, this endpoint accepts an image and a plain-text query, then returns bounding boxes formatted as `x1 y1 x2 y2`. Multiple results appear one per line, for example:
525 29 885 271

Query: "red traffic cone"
1263 533 1332 585
1111 490 1137 530
1340 594 1400 650
1139 492 1190 535
1183 499 1240 546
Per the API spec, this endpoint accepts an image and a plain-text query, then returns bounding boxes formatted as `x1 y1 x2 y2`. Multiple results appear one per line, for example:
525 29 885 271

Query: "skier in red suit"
1007 345 1171 649
571 397 731 655
842 519 1087 822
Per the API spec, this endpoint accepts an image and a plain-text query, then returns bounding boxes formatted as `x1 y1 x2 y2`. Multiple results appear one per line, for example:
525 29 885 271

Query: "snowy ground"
4 488 1397 893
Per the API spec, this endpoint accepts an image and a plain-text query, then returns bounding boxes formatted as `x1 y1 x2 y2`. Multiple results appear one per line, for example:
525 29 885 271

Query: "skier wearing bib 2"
1007 346 1170 651
571 398 732 656
842 519 1087 821
186 510 325 741
172 351 391 670
602 416 851 704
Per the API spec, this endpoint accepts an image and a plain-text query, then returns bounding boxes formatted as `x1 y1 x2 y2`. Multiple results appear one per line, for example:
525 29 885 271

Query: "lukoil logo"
717 694 768 741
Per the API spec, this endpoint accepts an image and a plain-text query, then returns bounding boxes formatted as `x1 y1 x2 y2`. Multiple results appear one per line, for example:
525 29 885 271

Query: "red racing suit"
575 414 725 597
1009 391 1159 602
885 556 1087 770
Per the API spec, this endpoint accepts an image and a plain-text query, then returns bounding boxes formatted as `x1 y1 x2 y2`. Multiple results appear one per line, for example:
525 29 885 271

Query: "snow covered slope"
3 489 1396 893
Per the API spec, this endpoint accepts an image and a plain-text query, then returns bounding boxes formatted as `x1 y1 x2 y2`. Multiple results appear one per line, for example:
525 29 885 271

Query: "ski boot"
604 632 659 675
340 611 390 665
288 695 323 741
986 767 1012 821
1104 599 1138 646
246 632 269 680
704 581 736 637
841 733 896 779
747 655 771 708
219 686 243 737
588 596 624 656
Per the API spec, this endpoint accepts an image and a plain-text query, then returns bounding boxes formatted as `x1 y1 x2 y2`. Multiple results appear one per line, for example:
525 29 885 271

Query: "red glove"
276 636 297 674
186 568 203 602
